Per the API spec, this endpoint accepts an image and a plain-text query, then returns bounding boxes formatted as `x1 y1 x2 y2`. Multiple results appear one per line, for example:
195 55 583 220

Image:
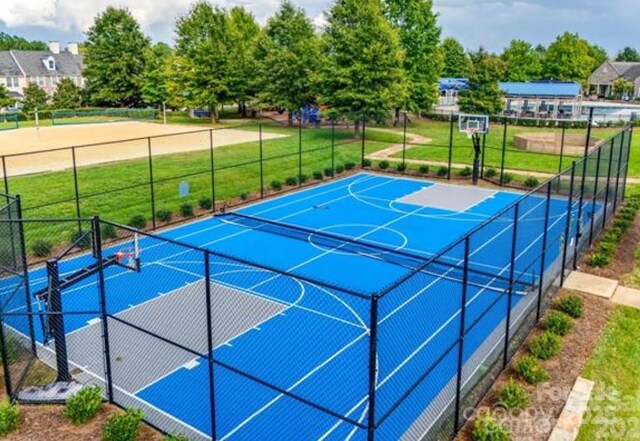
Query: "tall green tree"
256 0 321 124
142 43 173 108
542 32 595 84
227 7 260 117
0 32 47 51
441 37 471 78
501 40 542 81
588 44 608 70
52 78 82 109
0 84 13 109
384 0 443 114
616 47 640 62
21 82 49 113
458 50 505 115
83 7 150 107
320 0 407 134
173 2 231 122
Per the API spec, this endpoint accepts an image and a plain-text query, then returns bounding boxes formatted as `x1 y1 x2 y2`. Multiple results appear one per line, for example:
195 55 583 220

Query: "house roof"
0 50 83 78
611 62 640 76
621 64 640 82
499 81 582 98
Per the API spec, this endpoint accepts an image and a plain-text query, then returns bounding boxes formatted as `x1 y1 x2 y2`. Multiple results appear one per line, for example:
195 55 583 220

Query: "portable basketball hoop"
465 125 478 139
115 234 141 271
458 114 489 185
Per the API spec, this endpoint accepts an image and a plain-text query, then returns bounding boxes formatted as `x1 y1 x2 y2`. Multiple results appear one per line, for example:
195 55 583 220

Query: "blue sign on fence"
179 181 189 197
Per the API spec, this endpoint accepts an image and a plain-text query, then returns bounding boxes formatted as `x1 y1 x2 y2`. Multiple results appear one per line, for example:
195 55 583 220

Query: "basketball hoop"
465 127 478 139
116 247 138 267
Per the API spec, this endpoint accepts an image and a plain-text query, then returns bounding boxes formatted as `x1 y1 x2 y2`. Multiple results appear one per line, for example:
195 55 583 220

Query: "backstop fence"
0 124 632 440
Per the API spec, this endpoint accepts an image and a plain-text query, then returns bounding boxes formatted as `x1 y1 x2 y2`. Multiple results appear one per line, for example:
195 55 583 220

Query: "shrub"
485 168 497 178
128 215 147 230
472 412 510 441
31 239 53 258
362 159 372 167
418 165 429 174
588 252 610 268
501 173 513 185
396 163 407 172
64 386 103 425
496 379 529 410
513 355 549 384
155 209 172 223
299 174 308 184
378 160 390 170
198 197 212 210
179 203 194 217
543 311 573 336
324 167 333 177
239 192 248 201
270 180 282 191
524 177 539 188
529 331 562 360
69 229 92 249
285 176 298 186
437 166 449 177
459 166 472 177
313 171 323 180
101 408 144 441
345 161 357 170
555 295 583 319
0 402 19 437
101 224 117 240
336 165 345 174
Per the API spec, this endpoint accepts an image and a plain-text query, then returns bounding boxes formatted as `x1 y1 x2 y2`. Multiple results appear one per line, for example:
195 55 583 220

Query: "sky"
0 0 636 56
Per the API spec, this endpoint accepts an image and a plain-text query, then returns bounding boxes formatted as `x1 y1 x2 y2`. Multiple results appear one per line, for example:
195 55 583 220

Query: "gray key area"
397 184 497 212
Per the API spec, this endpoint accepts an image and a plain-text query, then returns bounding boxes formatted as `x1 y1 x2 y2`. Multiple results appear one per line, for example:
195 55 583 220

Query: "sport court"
3 172 595 440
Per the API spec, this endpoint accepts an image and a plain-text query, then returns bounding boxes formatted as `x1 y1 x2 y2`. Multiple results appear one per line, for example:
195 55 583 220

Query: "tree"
142 43 173 108
52 78 82 109
173 2 231 122
227 7 260 117
616 47 640 62
0 84 13 109
83 7 150 107
542 33 595 84
0 32 47 51
501 40 542 81
21 82 48 113
256 0 321 124
441 37 471 78
613 78 635 100
319 0 407 134
384 0 443 115
588 44 608 70
458 50 505 115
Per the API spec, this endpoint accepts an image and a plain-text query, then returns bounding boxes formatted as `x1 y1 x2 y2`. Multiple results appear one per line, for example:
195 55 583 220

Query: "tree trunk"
288 111 293 127
354 119 361 137
241 103 248 117
211 106 219 124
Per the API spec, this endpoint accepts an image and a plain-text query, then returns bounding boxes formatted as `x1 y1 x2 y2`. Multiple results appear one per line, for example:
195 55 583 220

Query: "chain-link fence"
0 124 633 440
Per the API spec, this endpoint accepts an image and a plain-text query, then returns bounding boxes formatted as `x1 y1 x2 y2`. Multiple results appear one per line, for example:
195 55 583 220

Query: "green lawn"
383 118 638 176
11 123 401 250
577 305 640 440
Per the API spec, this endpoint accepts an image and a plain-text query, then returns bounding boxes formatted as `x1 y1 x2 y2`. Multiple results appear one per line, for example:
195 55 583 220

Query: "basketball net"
466 127 478 139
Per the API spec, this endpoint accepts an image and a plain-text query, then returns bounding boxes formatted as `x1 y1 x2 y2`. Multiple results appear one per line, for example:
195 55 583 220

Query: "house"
0 41 85 106
588 61 640 99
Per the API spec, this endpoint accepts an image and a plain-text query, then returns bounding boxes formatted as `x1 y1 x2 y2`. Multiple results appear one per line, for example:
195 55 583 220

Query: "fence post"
298 116 303 186
561 163 576 287
612 131 624 212
331 121 336 177
93 216 114 402
558 125 566 174
454 236 470 433
0 307 13 397
447 116 454 180
204 252 217 440
588 145 603 246
15 196 36 353
602 139 616 229
503 202 519 367
361 118 367 169
537 182 552 321
259 124 264 198
367 295 379 441
402 113 407 173
209 130 216 212
622 126 633 201
499 117 508 186
71 147 82 234
147 138 156 230
47 259 72 382
2 156 8 195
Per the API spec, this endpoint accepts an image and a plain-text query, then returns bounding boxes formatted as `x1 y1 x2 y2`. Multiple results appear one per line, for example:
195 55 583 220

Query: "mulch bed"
455 292 614 441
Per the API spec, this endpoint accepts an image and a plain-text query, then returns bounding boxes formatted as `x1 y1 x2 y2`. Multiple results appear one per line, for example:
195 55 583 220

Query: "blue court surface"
1 172 597 440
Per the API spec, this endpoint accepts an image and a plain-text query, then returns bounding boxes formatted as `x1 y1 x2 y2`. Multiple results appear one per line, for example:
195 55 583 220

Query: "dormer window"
44 56 56 71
